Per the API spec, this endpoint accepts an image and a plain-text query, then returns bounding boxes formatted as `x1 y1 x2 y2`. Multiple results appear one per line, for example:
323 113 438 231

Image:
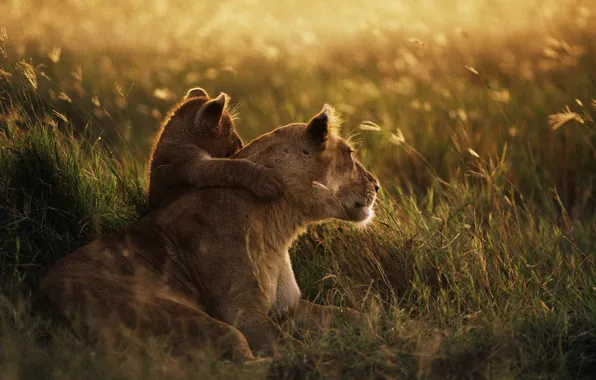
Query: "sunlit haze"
2 0 592 60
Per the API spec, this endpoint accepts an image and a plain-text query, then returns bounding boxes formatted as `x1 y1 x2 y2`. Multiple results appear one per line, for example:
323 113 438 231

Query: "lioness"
38 106 379 362
148 87 283 208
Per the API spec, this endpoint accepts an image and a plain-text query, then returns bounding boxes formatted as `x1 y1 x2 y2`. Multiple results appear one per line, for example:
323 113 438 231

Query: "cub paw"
250 169 284 201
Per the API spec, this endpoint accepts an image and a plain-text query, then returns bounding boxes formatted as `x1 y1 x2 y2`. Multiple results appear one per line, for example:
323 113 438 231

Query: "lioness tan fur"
148 87 283 208
38 106 379 362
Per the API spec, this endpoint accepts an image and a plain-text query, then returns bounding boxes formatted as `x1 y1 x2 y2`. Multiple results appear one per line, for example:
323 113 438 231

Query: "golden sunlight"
2 0 590 59
1 0 596 378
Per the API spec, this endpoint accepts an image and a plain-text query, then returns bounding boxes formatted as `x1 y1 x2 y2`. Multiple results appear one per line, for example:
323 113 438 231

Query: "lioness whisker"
312 181 330 191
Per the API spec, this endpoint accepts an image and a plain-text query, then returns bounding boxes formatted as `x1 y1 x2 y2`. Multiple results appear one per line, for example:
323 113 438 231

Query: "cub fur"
147 87 283 208
38 106 379 362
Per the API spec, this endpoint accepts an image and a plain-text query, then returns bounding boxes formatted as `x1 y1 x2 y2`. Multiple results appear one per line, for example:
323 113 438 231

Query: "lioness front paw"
250 169 284 201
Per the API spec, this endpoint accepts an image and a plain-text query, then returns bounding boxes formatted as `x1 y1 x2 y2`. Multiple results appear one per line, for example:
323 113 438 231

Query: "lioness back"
147 88 282 208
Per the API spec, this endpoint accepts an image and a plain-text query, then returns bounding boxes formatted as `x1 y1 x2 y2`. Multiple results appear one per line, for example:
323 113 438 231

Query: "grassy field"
1 0 596 378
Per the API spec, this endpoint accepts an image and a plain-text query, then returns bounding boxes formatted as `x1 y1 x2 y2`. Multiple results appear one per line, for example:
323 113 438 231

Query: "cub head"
235 105 379 224
162 87 243 157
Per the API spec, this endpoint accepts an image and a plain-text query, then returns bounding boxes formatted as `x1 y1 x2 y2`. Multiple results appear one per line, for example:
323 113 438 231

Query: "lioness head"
235 106 379 224
167 87 243 157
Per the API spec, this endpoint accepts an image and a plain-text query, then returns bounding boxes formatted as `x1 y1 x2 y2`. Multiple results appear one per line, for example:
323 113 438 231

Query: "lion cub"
148 88 283 208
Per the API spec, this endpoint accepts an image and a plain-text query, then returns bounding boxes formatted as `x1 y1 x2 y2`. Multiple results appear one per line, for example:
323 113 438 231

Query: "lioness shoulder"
147 88 283 208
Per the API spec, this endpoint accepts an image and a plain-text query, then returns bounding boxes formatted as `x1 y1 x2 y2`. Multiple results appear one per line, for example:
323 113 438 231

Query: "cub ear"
305 105 329 147
194 92 228 130
185 87 209 100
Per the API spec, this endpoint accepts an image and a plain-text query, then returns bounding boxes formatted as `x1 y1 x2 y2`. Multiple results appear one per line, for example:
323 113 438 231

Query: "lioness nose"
374 184 380 193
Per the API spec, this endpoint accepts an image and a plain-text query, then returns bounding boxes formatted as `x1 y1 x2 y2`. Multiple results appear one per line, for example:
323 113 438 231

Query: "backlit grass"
1 0 596 378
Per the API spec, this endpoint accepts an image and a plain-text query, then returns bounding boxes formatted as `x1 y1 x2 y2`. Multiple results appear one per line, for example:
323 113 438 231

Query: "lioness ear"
185 87 209 100
194 92 228 130
305 105 329 147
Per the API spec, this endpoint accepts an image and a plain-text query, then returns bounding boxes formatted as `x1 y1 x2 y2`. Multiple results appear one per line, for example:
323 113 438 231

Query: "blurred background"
2 0 589 55
1 0 595 212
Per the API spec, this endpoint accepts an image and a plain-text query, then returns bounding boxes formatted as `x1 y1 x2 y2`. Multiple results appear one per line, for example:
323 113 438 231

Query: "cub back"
147 88 243 207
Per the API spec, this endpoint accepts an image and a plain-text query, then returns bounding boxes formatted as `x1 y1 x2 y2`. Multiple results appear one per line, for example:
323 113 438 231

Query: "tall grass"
1 1 596 378
0 69 147 289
